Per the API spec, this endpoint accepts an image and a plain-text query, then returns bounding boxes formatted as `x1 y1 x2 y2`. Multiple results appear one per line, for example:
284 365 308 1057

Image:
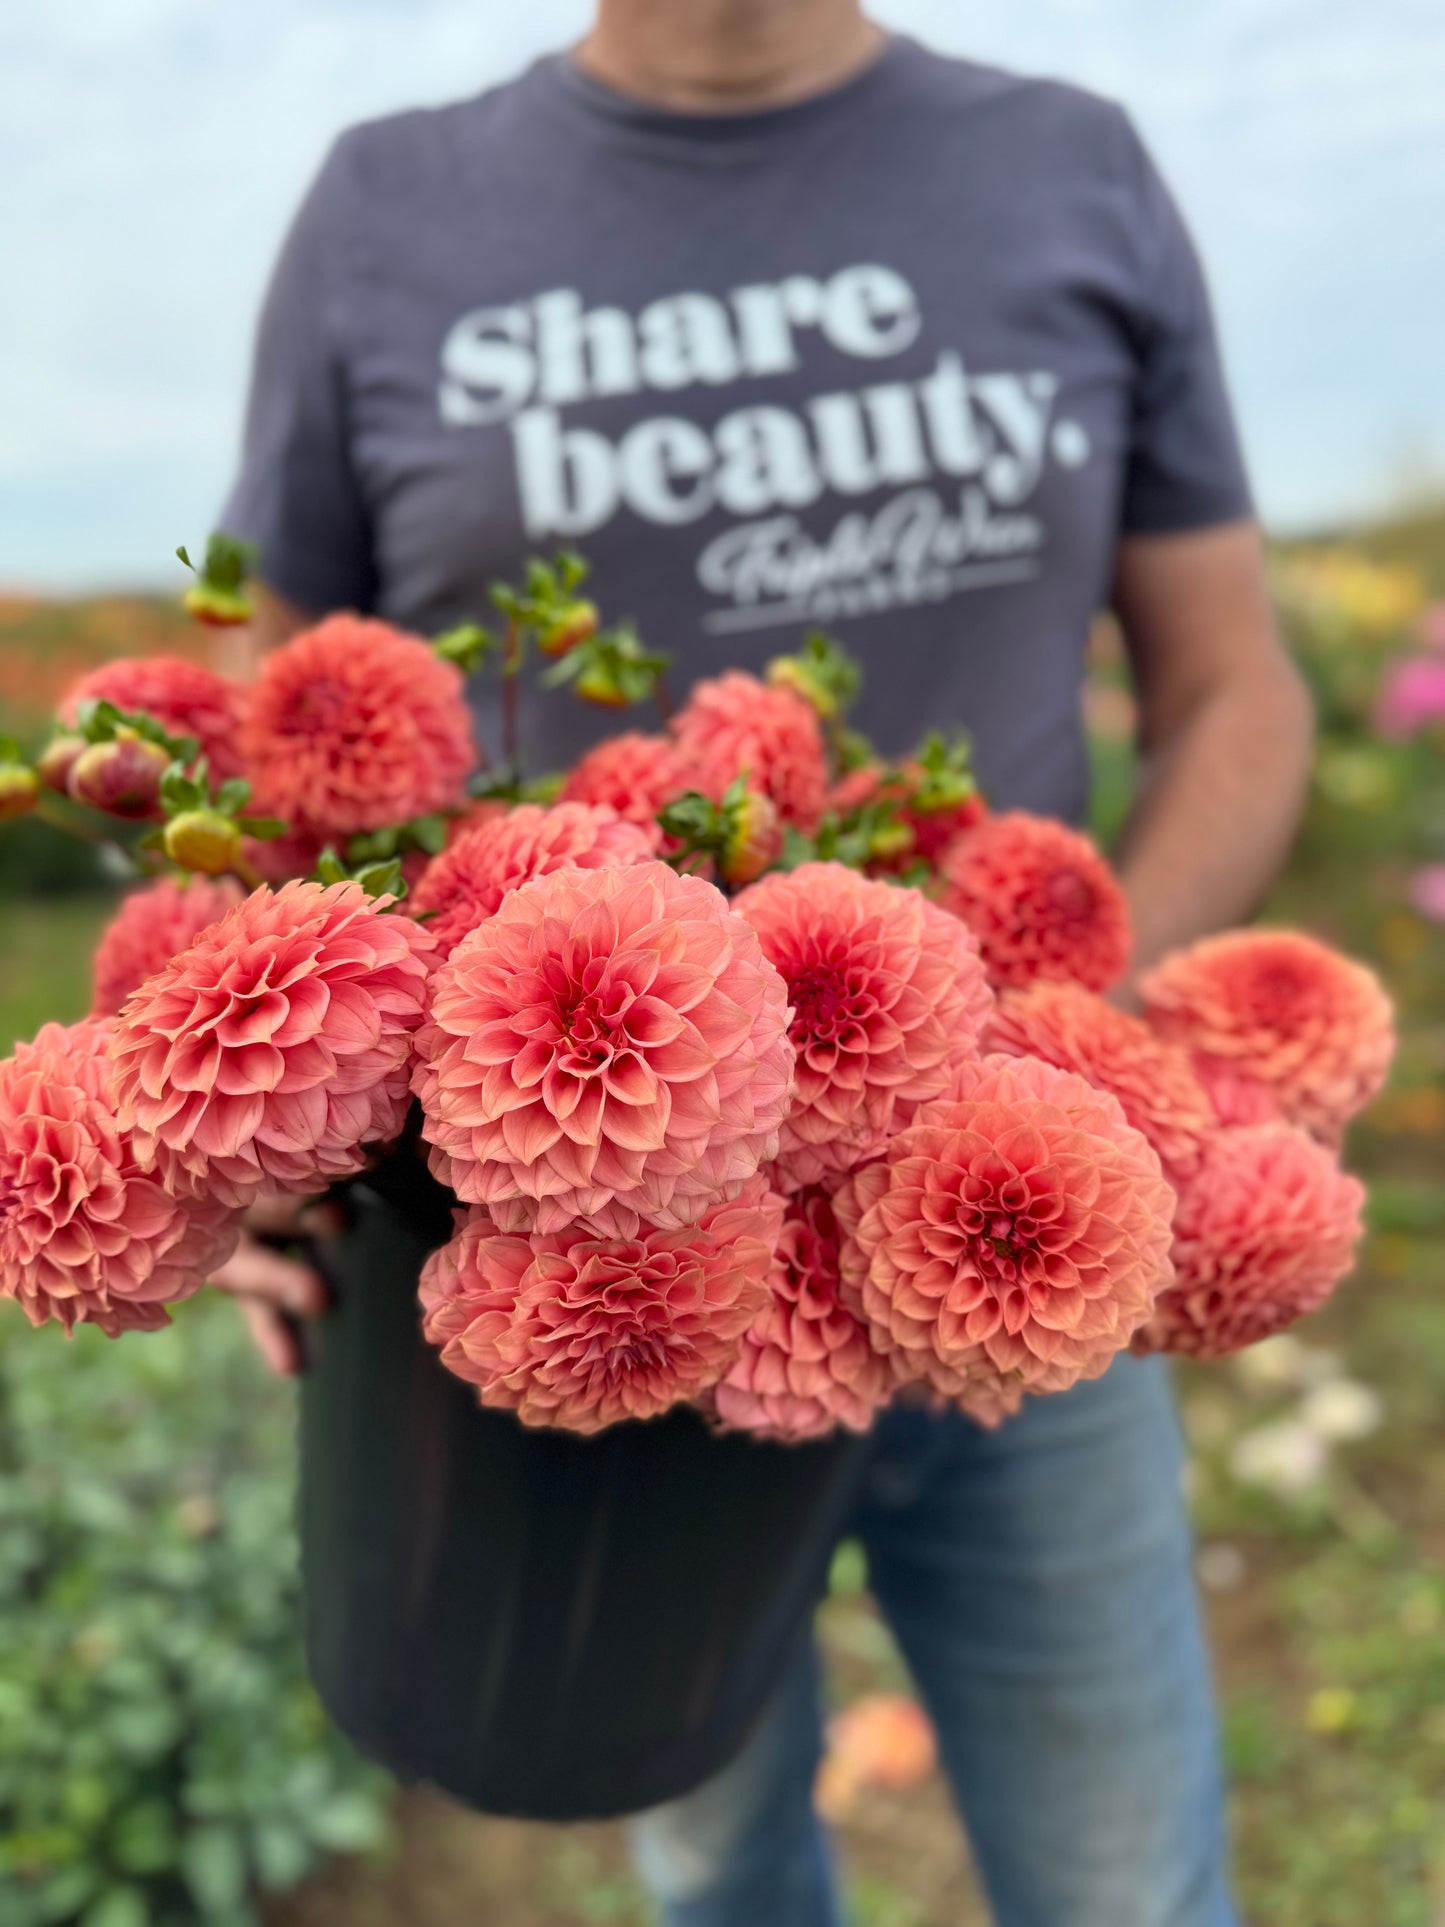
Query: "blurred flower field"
1 517 1444 1924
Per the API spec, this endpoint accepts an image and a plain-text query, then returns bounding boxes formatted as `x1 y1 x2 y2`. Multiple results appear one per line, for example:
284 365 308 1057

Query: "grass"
0 893 109 1052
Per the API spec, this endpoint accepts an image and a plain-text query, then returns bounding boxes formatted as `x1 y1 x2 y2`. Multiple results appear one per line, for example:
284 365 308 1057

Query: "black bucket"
298 1147 869 1821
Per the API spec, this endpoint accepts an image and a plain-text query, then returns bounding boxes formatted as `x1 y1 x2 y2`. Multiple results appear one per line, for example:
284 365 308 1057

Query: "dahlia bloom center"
789 955 875 1056
1045 870 1096 921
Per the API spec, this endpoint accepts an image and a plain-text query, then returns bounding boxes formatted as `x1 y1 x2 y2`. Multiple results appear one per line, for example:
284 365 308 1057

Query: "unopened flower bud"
539 599 599 659
766 655 836 719
720 789 781 887
575 663 630 707
0 763 38 822
182 582 253 628
37 733 86 795
867 820 916 864
68 732 170 819
163 809 242 876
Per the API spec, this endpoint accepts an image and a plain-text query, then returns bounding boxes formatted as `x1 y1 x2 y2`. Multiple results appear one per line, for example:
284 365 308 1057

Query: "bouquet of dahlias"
0 537 1394 1443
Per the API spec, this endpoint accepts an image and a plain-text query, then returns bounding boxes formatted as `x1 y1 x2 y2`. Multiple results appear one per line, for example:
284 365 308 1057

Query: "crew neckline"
529 33 917 164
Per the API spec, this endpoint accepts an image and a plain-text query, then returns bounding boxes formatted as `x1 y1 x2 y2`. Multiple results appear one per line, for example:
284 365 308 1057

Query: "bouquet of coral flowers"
0 538 1395 1444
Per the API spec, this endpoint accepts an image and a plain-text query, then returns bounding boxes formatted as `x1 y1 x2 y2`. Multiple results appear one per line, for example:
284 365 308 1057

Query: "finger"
245 1193 321 1238
238 1294 303 1377
296 1199 348 1239
212 1239 329 1317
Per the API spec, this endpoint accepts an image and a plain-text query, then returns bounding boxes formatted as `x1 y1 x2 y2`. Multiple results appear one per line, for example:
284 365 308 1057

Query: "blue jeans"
628 1355 1237 1926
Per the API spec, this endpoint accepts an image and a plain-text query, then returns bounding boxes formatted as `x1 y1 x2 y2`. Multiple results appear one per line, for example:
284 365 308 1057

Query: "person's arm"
1111 519 1313 978
210 581 315 679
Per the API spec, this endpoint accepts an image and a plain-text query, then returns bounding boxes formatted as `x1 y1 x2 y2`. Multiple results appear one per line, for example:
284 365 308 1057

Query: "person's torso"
330 40 1155 816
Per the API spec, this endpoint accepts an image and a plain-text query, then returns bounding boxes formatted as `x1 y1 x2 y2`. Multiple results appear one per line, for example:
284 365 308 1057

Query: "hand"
211 1193 343 1376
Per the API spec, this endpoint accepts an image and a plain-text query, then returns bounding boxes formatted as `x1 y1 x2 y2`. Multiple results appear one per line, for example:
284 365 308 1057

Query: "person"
214 4 1313 1921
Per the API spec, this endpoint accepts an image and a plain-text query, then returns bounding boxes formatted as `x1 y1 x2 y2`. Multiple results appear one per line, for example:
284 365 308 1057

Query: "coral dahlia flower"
91 875 244 1017
414 861 794 1235
714 1185 893 1440
1136 1123 1364 1359
0 1020 239 1335
409 801 655 959
985 980 1214 1182
672 672 827 831
1189 1052 1281 1129
419 1180 782 1433
61 656 250 783
240 615 477 839
110 880 434 1207
559 732 698 846
937 813 1132 993
1140 930 1394 1142
834 1054 1174 1418
734 863 993 1190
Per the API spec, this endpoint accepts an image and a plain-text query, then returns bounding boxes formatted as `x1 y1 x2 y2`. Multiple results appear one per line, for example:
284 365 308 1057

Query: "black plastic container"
298 1151 869 1821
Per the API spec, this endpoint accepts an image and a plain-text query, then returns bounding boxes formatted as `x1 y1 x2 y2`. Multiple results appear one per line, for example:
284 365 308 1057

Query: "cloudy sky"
3 0 1441 589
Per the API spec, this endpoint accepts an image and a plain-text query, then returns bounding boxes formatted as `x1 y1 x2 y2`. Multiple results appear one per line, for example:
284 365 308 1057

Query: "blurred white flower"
1230 1419 1329 1498
1231 1334 1316 1393
1196 1542 1247 1592
1299 1379 1383 1443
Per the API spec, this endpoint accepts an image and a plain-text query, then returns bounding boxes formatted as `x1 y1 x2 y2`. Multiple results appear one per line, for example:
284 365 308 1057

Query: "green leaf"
314 848 348 885
81 1887 148 1927
251 1819 313 1892
215 777 252 816
352 858 406 902
0 734 20 762
410 814 448 856
176 543 195 573
161 765 203 815
181 1823 247 1911
234 815 287 840
343 827 398 864
304 1791 387 1853
38 1866 102 1920
433 622 495 672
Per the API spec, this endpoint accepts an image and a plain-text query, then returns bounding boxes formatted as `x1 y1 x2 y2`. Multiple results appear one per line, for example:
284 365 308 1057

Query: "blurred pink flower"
409 800 655 958
937 812 1133 994
1141 929 1394 1144
1414 601 1445 653
672 671 828 832
1374 654 1445 739
1408 865 1445 923
1136 1123 1364 1359
61 656 250 783
91 875 244 1017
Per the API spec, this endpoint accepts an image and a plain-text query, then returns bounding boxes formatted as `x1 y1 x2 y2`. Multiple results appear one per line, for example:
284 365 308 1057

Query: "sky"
2 0 1442 590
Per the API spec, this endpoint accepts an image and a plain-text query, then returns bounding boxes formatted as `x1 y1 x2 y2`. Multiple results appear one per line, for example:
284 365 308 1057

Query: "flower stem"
502 618 521 778
34 793 139 868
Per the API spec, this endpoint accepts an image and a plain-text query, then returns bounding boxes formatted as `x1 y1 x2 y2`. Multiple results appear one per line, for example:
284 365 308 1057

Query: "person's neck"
573 0 885 114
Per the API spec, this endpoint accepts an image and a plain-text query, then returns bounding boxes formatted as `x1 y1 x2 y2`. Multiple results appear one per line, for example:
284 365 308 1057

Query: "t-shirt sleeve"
219 136 376 613
1117 117 1254 535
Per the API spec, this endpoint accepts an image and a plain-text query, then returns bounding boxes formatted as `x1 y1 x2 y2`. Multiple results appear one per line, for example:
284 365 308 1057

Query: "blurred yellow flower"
1273 548 1425 646
1305 1685 1359 1735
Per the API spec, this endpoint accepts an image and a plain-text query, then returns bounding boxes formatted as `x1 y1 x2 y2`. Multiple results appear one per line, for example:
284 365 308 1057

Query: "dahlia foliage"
0 543 1392 1440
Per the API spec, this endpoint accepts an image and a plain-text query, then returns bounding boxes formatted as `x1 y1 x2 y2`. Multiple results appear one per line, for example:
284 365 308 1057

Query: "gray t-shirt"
222 36 1251 821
